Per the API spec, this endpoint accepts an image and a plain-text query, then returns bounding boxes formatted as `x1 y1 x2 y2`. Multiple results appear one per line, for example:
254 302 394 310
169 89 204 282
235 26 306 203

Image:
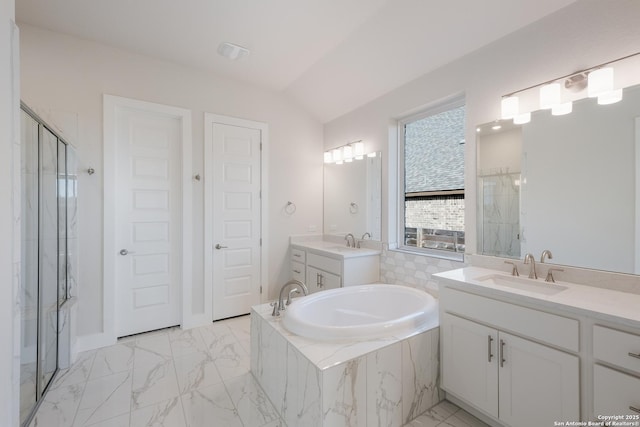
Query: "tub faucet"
272 279 309 316
345 233 356 247
524 253 537 279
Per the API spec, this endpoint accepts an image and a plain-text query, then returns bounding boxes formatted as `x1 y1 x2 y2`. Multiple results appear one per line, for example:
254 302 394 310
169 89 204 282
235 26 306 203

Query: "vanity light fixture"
324 151 333 163
540 83 561 109
332 148 343 165
500 51 640 124
343 144 354 162
513 112 531 125
324 140 376 164
354 141 365 159
551 102 572 116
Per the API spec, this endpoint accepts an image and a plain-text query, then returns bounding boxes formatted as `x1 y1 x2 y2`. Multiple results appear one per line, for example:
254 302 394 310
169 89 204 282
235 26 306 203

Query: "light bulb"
540 83 561 109
501 96 519 120
513 112 531 125
332 148 342 163
343 144 353 160
551 102 572 116
597 89 623 105
323 151 333 163
588 67 614 98
354 141 364 159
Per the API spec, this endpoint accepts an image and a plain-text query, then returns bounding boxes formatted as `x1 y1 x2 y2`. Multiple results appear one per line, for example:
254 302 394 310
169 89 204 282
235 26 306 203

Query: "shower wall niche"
20 104 78 426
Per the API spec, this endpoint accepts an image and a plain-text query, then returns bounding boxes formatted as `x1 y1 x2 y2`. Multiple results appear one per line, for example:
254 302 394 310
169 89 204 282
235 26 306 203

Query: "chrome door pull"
119 249 135 256
488 335 494 362
629 352 640 360
215 244 228 250
630 406 640 414
500 339 506 367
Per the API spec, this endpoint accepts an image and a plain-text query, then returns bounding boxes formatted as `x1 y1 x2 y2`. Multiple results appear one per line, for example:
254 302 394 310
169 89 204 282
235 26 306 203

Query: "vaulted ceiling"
17 0 576 122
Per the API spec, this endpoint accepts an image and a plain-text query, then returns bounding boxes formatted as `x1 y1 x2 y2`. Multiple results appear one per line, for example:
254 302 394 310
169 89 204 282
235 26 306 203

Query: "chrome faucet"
540 249 553 263
356 232 371 248
272 279 309 316
344 233 356 248
524 253 537 279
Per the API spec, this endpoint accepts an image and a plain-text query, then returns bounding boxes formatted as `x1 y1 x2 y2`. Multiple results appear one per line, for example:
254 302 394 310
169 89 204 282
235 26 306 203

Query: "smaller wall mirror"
324 153 382 240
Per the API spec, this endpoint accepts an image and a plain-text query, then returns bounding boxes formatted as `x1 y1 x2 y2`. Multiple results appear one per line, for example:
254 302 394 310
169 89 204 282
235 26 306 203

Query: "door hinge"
260 285 263 294
260 142 263 150
259 238 262 246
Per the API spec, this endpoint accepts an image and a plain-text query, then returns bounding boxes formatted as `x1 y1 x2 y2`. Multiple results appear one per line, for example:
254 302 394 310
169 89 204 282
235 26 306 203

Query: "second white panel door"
211 122 262 320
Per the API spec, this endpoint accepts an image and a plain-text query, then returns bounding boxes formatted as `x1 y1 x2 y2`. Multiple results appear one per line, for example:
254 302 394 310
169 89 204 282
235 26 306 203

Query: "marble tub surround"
251 302 442 426
435 266 640 328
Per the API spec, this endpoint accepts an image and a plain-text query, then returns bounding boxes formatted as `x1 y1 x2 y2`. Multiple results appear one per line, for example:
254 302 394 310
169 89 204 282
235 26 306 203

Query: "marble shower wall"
251 310 441 427
478 173 520 258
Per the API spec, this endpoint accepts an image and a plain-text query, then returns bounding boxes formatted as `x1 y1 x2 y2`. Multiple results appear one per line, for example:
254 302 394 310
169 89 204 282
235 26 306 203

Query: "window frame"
396 96 466 261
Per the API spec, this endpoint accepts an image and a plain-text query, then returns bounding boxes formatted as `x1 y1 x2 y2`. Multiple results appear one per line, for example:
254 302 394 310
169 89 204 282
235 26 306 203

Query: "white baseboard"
182 313 210 330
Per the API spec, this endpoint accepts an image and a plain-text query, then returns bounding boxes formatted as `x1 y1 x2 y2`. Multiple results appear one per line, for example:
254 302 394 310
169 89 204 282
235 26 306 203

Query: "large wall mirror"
476 83 640 275
324 153 382 241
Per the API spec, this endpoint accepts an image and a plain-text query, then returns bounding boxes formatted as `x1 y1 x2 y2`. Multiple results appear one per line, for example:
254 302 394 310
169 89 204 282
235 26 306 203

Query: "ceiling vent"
217 42 250 61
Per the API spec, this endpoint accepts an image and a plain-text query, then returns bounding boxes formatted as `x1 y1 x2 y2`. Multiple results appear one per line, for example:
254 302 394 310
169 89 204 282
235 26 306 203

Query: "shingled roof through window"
404 105 465 193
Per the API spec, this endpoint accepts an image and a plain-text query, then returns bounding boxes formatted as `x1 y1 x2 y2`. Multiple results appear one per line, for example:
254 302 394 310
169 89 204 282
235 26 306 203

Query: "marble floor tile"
29 315 489 427
84 414 130 427
29 383 84 427
225 373 280 427
130 396 186 427
73 371 132 427
90 343 135 380
50 350 96 389
181 383 243 427
173 350 223 394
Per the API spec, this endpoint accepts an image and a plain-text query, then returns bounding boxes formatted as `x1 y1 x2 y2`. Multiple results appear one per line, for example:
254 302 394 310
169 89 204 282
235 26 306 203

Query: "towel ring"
349 202 358 214
285 201 297 215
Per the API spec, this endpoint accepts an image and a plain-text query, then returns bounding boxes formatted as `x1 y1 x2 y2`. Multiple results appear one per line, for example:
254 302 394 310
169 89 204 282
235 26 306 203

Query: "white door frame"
204 113 268 322
103 95 193 344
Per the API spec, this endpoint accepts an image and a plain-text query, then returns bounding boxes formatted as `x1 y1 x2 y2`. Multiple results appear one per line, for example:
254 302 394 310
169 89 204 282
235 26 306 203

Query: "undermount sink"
327 245 360 252
474 274 568 295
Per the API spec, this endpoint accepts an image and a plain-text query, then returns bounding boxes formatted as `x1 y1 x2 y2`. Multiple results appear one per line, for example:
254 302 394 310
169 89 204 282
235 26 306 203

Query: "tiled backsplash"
380 246 466 297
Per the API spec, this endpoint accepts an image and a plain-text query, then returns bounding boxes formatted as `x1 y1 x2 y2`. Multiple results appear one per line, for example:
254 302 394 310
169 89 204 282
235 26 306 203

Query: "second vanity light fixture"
501 51 639 124
324 140 376 164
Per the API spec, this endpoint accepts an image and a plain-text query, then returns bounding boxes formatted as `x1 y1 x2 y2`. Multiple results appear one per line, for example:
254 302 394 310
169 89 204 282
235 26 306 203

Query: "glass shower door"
38 127 59 395
20 111 39 424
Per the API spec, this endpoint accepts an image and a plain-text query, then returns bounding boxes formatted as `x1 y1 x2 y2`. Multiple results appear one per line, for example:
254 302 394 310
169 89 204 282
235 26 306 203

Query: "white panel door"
211 122 262 320
115 108 182 337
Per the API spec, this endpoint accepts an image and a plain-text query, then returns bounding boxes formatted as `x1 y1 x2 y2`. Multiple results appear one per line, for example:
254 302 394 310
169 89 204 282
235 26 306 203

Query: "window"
399 98 465 258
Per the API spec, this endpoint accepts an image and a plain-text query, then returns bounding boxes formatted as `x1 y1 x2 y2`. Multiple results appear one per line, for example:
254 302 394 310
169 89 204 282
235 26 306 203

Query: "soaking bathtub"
250 284 442 427
282 284 439 340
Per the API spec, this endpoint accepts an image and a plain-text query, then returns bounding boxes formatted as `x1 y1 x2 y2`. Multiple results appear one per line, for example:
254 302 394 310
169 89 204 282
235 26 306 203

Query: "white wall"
1 0 20 423
323 0 640 258
19 24 323 339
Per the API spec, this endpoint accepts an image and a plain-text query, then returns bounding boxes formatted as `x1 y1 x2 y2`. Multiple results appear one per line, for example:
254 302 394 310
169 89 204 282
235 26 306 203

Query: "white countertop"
435 267 640 329
291 239 381 259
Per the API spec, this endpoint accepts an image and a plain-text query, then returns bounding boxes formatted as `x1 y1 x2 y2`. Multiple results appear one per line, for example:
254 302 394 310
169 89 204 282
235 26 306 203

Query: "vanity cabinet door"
441 313 499 418
290 260 305 282
306 266 341 293
593 364 640 419
498 331 579 427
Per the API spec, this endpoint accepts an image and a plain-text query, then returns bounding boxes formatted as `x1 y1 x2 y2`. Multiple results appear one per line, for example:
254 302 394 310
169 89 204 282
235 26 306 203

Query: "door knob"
119 249 135 256
215 244 228 250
